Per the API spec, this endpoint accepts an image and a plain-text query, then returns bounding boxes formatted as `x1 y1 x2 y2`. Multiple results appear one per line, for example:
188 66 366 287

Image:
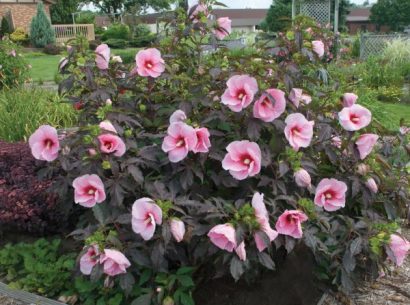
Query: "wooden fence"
52 24 95 44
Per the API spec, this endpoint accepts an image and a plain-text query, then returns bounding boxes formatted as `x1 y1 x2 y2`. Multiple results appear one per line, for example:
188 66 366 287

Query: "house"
346 7 389 34
139 9 268 34
0 0 54 31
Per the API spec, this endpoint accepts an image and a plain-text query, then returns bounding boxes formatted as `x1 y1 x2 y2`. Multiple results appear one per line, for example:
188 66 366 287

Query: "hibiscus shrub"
0 39 30 89
30 1 409 303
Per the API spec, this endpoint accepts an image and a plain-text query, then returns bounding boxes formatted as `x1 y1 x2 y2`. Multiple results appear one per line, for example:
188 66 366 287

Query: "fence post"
359 33 365 60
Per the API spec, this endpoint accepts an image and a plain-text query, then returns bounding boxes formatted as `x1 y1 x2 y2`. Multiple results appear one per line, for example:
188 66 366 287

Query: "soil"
194 246 324 305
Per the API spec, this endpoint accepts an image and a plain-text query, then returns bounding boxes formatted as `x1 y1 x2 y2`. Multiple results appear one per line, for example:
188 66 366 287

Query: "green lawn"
24 53 61 82
23 48 140 82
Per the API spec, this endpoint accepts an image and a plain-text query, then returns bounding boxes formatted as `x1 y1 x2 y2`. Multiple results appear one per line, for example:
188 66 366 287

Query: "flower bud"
124 129 133 137
102 160 111 170
163 296 175 305
89 148 97 156
169 218 185 242
294 169 311 188
356 163 369 176
365 178 378 194
105 99 112 106
139 104 147 112
112 55 122 63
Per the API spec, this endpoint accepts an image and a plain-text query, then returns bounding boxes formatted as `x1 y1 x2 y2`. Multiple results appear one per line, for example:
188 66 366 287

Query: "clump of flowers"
29 1 409 302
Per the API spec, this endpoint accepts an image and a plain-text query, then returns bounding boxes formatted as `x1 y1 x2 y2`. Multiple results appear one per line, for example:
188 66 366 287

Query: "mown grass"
0 88 77 142
23 53 62 82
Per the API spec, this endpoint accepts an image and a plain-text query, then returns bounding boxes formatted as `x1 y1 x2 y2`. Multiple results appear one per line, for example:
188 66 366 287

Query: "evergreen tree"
260 0 292 33
0 17 12 37
30 2 55 48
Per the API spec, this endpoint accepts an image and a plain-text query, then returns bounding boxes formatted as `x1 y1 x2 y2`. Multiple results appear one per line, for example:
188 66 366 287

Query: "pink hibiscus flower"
288 88 312 108
169 218 186 242
98 134 126 157
161 122 198 163
95 44 110 70
386 234 410 267
169 110 187 124
294 168 311 188
73 174 106 208
314 178 348 211
222 140 261 180
342 93 358 107
99 120 117 134
275 210 308 239
213 17 232 40
221 75 258 112
338 104 372 131
284 113 315 151
312 40 325 58
134 48 165 78
29 125 60 162
189 3 209 22
132 197 163 240
251 192 278 252
192 127 211 153
253 89 286 122
80 245 100 275
355 133 378 160
208 223 237 252
100 249 131 277
365 177 378 193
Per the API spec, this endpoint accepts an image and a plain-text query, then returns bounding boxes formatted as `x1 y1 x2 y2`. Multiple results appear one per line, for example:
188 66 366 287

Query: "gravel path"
320 227 410 305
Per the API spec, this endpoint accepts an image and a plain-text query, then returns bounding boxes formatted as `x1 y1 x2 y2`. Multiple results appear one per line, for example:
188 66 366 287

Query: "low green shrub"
132 24 151 38
43 43 62 55
129 34 156 48
0 39 30 89
0 239 76 297
0 88 77 142
105 38 129 49
102 23 131 41
10 27 29 44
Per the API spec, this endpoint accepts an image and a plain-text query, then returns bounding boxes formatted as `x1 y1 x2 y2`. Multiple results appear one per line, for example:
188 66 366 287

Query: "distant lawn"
362 99 410 132
22 48 140 82
24 53 61 82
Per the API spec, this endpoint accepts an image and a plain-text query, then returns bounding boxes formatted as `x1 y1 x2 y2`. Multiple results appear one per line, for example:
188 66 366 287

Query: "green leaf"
229 256 244 281
177 275 194 288
257 252 275 270
139 269 152 286
108 293 123 305
119 272 135 295
176 267 194 275
131 294 152 305
179 292 194 305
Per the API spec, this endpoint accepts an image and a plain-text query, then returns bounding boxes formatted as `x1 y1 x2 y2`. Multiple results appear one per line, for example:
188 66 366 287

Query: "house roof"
140 8 268 27
346 8 371 22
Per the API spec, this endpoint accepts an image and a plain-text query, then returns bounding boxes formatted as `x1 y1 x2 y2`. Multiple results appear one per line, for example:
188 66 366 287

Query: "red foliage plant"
0 141 67 234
